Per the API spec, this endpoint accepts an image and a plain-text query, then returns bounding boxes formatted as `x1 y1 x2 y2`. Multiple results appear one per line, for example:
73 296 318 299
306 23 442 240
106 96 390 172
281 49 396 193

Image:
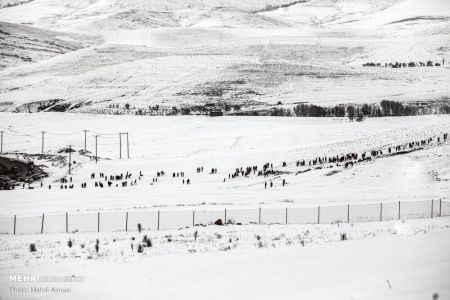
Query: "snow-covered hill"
0 0 449 112
0 21 100 70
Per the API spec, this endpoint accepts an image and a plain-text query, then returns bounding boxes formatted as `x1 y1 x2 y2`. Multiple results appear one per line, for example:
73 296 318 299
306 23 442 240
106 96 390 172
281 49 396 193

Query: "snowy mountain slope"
0 21 100 69
0 0 33 9
258 0 404 26
259 0 450 27
351 0 450 27
0 0 449 112
0 0 303 31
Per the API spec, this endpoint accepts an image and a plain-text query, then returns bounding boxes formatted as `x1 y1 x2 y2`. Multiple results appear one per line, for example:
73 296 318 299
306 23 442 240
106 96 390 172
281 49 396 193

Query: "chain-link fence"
1 200 448 235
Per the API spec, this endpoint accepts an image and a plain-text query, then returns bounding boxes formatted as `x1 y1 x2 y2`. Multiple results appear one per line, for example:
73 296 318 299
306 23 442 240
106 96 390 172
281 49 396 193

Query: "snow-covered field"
1 217 450 299
0 113 449 215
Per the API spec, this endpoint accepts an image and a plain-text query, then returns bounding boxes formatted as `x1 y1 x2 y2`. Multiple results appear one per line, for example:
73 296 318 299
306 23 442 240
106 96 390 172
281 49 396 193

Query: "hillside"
0 21 100 70
0 0 449 113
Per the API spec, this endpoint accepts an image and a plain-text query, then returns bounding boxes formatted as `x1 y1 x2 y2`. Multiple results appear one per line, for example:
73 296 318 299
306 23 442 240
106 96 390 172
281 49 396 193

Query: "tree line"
230 99 450 120
98 99 449 119
362 60 444 68
294 100 450 119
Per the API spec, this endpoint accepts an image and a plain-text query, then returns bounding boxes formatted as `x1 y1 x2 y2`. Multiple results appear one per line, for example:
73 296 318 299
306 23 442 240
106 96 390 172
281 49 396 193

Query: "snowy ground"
0 113 449 216
1 1 450 298
0 217 449 299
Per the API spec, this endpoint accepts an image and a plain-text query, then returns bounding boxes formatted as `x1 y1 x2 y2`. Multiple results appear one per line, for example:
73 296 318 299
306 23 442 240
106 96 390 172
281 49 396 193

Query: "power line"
68 145 73 175
89 131 118 136
41 131 45 154
118 132 129 159
119 133 122 159
0 131 3 153
83 130 88 152
94 135 100 163
127 132 130 159
46 131 81 136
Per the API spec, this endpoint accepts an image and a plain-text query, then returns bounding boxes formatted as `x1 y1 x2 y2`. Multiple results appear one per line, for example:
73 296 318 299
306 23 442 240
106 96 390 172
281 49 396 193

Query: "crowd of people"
11 131 448 191
221 132 449 189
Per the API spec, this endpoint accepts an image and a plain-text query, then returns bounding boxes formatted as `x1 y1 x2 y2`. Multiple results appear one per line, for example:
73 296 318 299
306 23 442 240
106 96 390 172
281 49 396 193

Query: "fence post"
157 211 160 230
125 212 128 231
431 200 434 218
224 209 227 224
258 208 261 225
97 212 100 232
347 204 350 223
285 207 288 225
318 206 320 224
13 214 16 235
41 213 44 234
65 212 68 233
192 210 195 226
380 202 383 221
398 201 401 220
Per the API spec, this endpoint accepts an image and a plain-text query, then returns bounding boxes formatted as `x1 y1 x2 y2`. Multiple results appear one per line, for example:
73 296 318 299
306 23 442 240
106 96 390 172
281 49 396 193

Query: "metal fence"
0 199 449 235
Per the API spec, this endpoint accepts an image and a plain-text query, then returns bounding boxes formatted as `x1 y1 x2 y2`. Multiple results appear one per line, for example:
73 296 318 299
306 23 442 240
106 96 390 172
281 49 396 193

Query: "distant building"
209 110 223 117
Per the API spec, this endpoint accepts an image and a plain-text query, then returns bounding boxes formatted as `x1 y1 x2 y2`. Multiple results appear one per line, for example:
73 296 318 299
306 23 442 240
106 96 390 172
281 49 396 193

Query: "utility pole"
126 132 129 159
68 144 72 175
83 130 88 152
0 130 3 153
119 133 122 159
41 131 45 153
94 135 99 163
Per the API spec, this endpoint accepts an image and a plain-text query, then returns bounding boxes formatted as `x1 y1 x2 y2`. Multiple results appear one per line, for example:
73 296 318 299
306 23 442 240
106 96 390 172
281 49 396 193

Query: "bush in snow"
29 243 37 252
137 223 142 233
142 235 152 247
340 233 348 241
95 239 100 253
67 239 73 248
137 244 144 253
